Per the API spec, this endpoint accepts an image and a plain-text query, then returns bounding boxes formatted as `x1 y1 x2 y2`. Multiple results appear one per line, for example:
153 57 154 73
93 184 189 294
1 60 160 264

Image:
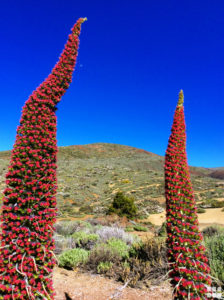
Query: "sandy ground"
147 212 166 226
147 208 224 229
53 267 172 300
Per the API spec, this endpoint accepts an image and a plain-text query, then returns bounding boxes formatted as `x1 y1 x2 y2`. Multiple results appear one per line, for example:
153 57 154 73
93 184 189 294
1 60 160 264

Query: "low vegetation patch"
203 225 224 286
58 248 89 269
133 225 148 232
55 221 224 290
72 232 99 250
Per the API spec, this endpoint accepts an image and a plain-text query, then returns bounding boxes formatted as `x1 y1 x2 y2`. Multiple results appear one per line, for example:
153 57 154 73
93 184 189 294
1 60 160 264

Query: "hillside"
210 168 224 179
0 143 223 220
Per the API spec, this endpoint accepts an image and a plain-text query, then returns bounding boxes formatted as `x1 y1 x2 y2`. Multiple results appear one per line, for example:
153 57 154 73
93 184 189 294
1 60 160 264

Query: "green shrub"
87 238 130 273
204 233 224 284
88 243 121 272
125 227 134 232
72 232 98 249
58 248 89 269
97 261 113 274
130 238 167 265
79 205 94 213
133 225 148 232
197 207 206 213
118 257 151 287
86 238 168 288
107 238 130 259
54 221 80 236
107 192 137 219
210 200 224 208
157 222 166 237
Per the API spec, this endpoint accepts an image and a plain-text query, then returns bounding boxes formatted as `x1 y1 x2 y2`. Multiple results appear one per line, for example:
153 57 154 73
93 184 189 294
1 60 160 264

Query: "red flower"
0 18 86 298
165 90 211 299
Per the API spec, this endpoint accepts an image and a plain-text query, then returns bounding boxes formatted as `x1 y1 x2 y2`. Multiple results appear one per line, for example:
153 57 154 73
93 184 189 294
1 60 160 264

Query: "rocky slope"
0 143 223 219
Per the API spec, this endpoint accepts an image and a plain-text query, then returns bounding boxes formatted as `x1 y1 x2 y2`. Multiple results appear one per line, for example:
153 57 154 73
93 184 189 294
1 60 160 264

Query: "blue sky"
0 0 223 167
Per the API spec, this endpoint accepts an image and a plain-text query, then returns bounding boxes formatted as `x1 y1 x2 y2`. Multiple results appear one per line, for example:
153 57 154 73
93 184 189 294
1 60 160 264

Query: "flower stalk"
0 18 86 299
165 90 211 299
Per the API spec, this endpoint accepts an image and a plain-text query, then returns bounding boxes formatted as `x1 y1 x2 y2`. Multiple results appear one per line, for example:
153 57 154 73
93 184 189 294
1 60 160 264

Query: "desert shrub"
137 214 148 220
141 221 153 226
125 227 134 232
157 222 166 237
130 238 167 266
88 243 121 271
54 221 81 236
204 233 224 285
72 232 99 250
58 248 89 269
86 218 101 226
127 238 168 286
96 226 135 245
200 200 224 209
86 237 168 288
202 226 219 237
210 200 224 208
54 235 76 254
79 205 94 214
133 225 148 232
197 207 206 213
97 261 113 274
107 238 130 259
88 238 130 271
117 257 151 287
107 192 137 219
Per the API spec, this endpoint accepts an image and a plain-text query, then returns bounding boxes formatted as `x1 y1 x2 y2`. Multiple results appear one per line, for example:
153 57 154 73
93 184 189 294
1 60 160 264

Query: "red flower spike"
165 90 211 299
0 18 86 299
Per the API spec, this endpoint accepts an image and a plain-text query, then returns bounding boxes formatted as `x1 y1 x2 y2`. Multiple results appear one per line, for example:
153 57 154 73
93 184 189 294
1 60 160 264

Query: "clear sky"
0 0 223 167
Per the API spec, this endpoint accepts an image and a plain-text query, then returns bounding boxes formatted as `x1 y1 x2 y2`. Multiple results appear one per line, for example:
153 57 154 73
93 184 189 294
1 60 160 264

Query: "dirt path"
53 267 172 300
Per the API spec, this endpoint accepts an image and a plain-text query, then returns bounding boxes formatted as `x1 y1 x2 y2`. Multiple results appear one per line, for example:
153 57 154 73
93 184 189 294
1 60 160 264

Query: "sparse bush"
125 227 134 232
96 226 135 245
84 236 168 288
133 225 148 232
58 248 89 269
54 235 75 254
202 226 219 237
107 238 130 259
79 205 94 213
130 238 167 266
108 191 137 219
200 200 224 209
97 261 113 274
72 232 99 250
88 243 121 271
157 222 166 237
211 200 224 208
197 207 206 213
204 233 224 285
118 257 151 287
55 221 81 236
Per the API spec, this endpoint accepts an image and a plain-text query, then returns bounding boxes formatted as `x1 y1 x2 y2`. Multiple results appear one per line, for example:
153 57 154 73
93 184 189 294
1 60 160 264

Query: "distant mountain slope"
210 168 224 180
0 143 223 219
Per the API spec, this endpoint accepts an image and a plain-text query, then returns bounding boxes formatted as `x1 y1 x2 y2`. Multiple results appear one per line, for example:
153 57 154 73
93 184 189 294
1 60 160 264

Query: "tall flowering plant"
0 18 86 299
165 90 211 299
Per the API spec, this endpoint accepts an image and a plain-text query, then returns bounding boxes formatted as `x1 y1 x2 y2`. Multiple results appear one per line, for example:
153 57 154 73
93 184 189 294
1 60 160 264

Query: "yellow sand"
148 208 224 228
